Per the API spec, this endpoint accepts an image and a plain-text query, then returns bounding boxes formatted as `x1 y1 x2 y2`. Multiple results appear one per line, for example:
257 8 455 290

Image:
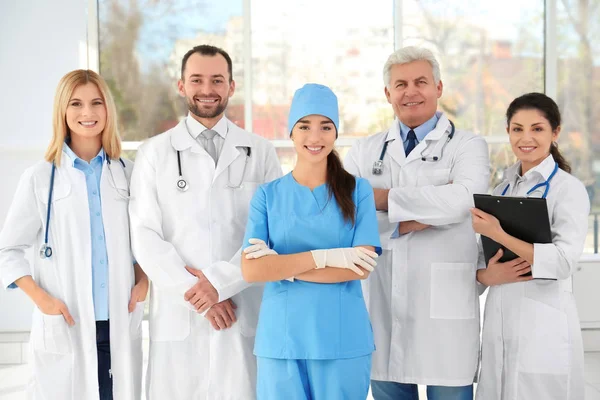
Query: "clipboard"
473 194 555 280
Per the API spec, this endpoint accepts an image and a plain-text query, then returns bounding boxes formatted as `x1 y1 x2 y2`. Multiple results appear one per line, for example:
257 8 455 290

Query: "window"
556 0 600 253
98 0 245 141
250 0 394 172
400 0 545 189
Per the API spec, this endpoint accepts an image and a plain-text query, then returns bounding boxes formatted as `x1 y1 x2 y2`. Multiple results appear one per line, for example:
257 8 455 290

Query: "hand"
477 249 533 286
398 220 430 234
471 208 504 241
128 276 149 313
37 293 75 326
184 266 218 313
373 188 390 211
205 299 237 330
310 247 378 276
243 238 278 259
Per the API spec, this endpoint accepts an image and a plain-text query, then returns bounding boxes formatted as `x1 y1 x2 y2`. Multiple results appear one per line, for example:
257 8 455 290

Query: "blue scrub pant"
371 380 473 400
96 320 113 400
257 355 371 400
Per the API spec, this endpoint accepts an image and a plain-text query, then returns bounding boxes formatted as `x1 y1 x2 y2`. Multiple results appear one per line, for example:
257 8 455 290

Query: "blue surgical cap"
288 83 339 136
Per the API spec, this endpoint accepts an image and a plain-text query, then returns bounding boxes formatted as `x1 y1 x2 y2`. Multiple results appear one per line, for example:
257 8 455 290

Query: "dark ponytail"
326 150 356 225
549 142 571 173
506 92 571 173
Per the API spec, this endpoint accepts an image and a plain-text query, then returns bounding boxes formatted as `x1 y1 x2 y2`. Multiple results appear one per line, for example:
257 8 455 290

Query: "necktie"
201 129 218 163
405 129 417 156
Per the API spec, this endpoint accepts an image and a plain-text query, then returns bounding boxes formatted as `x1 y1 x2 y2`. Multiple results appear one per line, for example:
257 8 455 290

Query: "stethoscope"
39 157 128 259
175 147 251 192
372 120 456 175
500 162 558 199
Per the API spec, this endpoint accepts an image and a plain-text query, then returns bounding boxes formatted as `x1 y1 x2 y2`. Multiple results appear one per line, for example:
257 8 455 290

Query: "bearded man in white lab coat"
129 45 282 400
345 46 490 400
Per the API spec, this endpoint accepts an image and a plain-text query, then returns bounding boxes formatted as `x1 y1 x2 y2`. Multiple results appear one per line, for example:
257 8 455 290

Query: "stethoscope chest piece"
177 178 188 192
39 244 52 259
372 160 384 175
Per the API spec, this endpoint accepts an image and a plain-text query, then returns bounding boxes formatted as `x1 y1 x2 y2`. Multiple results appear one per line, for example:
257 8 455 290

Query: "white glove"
310 247 378 276
244 238 278 259
243 238 294 282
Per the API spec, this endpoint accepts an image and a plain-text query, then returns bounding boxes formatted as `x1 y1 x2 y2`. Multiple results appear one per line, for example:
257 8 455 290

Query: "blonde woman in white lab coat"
471 92 589 400
0 70 147 400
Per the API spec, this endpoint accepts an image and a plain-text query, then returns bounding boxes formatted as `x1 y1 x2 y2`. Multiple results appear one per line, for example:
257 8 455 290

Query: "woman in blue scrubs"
241 83 381 399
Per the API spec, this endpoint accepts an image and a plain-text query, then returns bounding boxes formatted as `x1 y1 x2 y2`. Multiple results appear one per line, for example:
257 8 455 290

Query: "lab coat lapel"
386 120 407 168
403 114 449 165
170 120 205 155
214 120 252 183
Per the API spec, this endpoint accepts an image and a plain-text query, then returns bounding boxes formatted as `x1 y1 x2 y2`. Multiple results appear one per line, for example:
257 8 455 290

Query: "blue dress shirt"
398 114 440 152
63 144 110 321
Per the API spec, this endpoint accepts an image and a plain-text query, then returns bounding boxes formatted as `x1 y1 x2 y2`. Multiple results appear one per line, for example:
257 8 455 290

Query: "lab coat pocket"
150 293 191 342
36 183 71 204
30 312 73 399
39 313 72 354
430 263 476 319
517 297 569 375
237 285 263 337
234 181 261 220
417 168 451 187
129 302 145 339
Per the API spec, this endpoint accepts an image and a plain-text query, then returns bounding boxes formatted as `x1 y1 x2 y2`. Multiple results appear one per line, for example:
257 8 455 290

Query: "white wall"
0 0 87 331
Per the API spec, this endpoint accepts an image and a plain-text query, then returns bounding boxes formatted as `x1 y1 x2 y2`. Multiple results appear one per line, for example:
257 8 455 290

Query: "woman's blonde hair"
45 69 121 166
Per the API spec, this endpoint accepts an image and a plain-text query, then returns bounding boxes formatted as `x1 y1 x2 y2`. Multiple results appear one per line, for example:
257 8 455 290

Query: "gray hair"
383 46 441 88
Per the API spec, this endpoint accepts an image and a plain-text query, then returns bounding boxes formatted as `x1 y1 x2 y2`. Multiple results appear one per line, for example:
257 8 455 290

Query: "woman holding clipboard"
470 93 589 400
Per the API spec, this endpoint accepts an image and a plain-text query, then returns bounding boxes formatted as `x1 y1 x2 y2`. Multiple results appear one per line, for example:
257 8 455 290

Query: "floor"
1 323 599 399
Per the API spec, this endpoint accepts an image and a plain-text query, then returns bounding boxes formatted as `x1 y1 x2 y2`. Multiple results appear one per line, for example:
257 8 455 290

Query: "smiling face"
178 52 235 124
384 60 443 128
507 108 560 172
65 82 107 140
290 114 337 165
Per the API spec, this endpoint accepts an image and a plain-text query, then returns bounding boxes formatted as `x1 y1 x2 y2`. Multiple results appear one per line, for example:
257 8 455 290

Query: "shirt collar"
185 113 228 140
62 142 105 167
398 113 439 144
504 154 556 182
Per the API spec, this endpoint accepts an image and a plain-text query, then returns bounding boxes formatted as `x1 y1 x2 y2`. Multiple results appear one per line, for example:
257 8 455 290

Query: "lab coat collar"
213 120 253 179
504 154 556 182
62 142 105 167
385 111 449 143
172 117 251 153
422 112 450 142
399 113 439 143
185 113 228 140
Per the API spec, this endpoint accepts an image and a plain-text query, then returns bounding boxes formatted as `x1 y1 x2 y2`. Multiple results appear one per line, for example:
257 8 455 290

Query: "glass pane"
98 0 244 141
556 0 600 253
401 0 545 189
250 0 395 140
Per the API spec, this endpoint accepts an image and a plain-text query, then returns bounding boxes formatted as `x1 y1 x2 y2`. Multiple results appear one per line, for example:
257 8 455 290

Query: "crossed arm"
241 243 377 284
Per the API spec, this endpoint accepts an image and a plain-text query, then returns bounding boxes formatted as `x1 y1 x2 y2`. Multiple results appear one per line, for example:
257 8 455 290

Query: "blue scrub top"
243 173 382 360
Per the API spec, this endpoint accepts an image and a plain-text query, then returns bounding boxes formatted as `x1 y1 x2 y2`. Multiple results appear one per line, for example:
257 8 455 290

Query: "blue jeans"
371 380 473 400
96 320 113 400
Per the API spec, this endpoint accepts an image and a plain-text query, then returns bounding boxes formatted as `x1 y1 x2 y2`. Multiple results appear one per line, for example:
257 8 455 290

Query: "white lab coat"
344 113 490 386
0 153 143 400
476 154 589 400
129 117 282 400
